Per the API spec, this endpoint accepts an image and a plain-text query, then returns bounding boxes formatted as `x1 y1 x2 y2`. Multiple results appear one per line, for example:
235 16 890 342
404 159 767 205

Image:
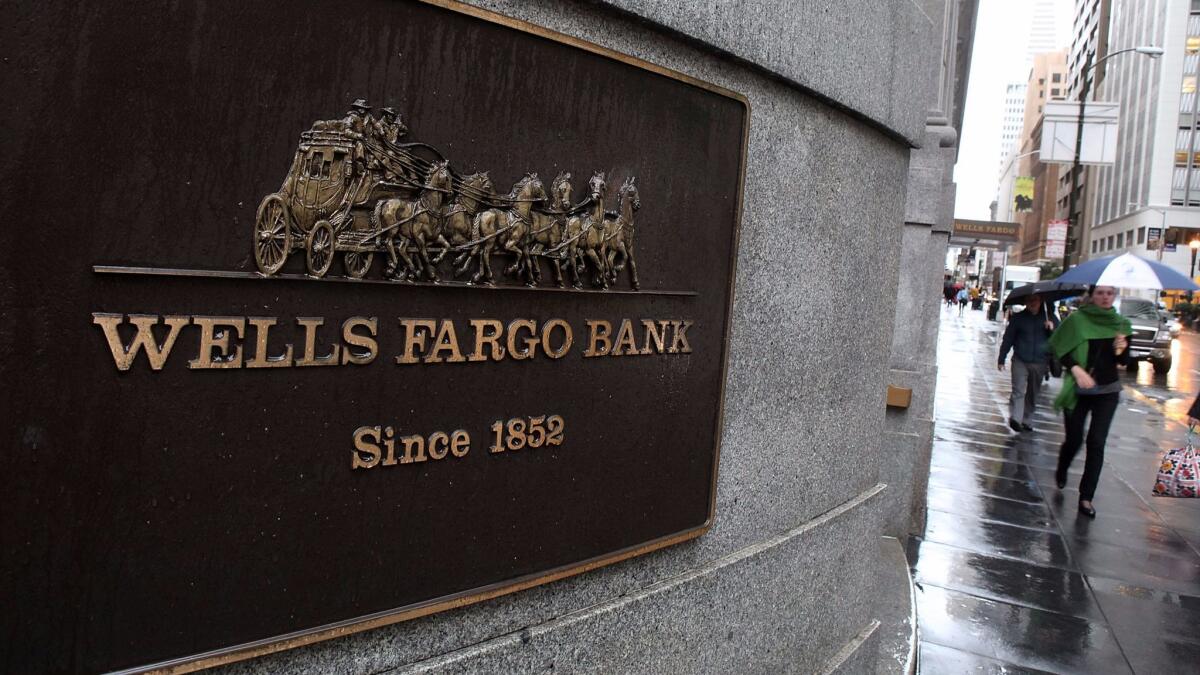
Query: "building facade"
1004 51 1069 263
1075 0 1200 286
994 0 1069 227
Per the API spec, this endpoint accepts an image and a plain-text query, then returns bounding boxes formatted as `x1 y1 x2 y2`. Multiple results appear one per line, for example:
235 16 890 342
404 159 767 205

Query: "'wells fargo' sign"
0 0 746 672
952 218 1021 242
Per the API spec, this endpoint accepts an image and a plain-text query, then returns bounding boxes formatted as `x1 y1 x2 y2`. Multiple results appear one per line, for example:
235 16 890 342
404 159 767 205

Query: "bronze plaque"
0 1 747 671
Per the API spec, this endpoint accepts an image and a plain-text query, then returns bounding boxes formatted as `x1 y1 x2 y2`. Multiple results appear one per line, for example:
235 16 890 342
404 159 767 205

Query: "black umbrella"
1002 280 1090 306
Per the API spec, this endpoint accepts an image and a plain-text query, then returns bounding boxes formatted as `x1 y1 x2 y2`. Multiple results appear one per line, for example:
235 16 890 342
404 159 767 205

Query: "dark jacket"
1060 338 1131 388
999 309 1058 365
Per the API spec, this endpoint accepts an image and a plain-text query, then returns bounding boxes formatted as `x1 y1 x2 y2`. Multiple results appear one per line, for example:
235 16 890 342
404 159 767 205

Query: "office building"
1074 0 1200 287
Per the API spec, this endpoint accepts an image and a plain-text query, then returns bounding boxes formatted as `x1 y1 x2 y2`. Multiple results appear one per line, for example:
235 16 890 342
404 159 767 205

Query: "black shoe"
1021 423 1034 432
1055 469 1067 490
1009 419 1023 432
1078 501 1096 518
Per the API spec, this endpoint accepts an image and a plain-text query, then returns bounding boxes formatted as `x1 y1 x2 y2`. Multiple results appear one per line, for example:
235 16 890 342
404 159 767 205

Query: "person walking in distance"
956 286 969 317
998 294 1057 432
1049 285 1132 518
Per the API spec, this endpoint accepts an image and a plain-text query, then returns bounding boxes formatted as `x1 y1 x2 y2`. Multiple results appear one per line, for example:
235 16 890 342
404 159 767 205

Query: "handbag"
1152 426 1200 498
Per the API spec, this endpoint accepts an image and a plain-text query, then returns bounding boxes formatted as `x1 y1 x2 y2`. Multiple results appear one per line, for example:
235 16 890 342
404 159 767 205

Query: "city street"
912 304 1200 673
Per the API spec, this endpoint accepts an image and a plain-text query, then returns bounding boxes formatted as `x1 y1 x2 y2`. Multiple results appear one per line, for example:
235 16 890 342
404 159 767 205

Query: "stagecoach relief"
253 100 641 290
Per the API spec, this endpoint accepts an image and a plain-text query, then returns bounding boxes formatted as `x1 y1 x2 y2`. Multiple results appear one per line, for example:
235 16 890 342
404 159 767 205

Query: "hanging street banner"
1013 176 1035 213
1044 219 1068 259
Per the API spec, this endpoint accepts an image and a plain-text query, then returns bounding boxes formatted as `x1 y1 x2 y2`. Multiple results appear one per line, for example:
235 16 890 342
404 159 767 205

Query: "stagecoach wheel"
305 220 335 278
254 194 291 275
343 251 374 279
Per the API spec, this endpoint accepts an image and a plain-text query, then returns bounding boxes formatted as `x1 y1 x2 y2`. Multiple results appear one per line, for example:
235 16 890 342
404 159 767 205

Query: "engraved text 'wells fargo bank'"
91 314 693 371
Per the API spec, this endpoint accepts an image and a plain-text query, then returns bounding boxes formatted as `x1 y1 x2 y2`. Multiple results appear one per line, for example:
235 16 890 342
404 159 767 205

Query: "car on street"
1116 297 1174 372
1162 310 1183 338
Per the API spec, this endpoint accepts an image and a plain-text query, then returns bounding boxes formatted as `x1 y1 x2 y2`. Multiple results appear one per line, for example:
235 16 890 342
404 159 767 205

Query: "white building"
997 83 1029 185
1080 0 1200 286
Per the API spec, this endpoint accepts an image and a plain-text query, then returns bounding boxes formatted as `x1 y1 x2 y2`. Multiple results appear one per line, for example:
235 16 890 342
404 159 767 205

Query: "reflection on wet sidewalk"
912 306 1200 673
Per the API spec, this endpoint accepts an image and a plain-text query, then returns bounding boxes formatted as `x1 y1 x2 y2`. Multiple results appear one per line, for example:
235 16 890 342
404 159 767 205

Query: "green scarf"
1048 304 1132 411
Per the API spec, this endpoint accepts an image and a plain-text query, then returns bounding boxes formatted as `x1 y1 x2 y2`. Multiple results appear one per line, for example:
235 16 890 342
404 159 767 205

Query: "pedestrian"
956 287 969 316
998 294 1057 432
1049 285 1132 518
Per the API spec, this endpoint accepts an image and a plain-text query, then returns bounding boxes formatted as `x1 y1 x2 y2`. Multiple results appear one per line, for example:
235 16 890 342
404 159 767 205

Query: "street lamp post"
1186 238 1200 301
1063 45 1164 272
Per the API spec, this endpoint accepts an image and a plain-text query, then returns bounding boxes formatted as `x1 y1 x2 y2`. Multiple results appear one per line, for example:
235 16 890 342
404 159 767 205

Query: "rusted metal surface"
0 1 747 672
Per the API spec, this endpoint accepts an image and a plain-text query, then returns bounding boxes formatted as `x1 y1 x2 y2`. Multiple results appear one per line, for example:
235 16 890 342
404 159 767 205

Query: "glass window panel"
1184 76 1196 94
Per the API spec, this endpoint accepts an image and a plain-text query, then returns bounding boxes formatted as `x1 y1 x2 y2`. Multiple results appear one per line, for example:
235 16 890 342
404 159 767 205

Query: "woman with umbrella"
1048 286 1131 517
1050 254 1200 517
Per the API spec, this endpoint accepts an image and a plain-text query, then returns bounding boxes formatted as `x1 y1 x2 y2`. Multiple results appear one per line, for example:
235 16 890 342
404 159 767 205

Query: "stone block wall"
217 1 954 671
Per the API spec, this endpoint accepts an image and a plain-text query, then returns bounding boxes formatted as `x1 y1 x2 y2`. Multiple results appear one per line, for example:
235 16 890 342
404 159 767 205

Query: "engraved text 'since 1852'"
0 0 747 672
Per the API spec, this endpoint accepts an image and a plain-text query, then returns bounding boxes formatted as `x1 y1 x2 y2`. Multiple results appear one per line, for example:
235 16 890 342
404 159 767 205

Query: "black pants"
1056 392 1120 500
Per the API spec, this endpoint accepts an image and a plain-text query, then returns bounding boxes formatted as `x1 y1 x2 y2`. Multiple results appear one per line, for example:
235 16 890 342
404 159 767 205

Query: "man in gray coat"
998 294 1058 432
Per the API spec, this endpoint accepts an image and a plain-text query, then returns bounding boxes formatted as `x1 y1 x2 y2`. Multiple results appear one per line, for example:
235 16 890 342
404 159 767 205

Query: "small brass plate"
886 386 914 409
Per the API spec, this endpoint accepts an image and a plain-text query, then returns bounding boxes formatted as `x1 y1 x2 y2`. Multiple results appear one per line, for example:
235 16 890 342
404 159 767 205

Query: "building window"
1051 88 1061 97
1108 235 1115 250
1138 227 1146 244
1039 78 1045 85
1092 240 1098 254
1117 233 1125 248
1052 73 1062 83
1127 229 1135 247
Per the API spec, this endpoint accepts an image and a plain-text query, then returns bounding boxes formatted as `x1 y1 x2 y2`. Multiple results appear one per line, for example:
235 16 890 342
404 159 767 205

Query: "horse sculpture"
564 171 609 289
604 176 640 290
374 160 454 281
460 173 544 286
443 171 492 273
524 171 572 287
498 173 546 287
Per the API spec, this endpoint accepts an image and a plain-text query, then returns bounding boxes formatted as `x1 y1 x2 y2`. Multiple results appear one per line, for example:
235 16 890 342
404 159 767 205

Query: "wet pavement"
911 304 1200 674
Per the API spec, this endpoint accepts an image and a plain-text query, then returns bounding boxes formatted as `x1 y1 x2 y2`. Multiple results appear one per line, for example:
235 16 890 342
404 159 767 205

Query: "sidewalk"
911 305 1200 673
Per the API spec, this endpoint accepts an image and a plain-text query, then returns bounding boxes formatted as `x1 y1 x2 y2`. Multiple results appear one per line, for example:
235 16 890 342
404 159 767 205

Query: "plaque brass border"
115 1 749 672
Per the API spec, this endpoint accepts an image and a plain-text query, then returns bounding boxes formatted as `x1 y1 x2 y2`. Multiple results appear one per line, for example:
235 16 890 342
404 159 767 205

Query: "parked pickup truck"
1115 297 1174 372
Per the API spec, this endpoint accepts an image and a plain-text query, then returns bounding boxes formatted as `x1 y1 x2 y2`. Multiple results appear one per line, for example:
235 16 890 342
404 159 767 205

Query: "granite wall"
216 0 956 671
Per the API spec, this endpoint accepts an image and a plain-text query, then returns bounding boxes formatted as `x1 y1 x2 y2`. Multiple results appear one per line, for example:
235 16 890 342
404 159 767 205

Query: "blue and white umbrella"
1057 252 1200 291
